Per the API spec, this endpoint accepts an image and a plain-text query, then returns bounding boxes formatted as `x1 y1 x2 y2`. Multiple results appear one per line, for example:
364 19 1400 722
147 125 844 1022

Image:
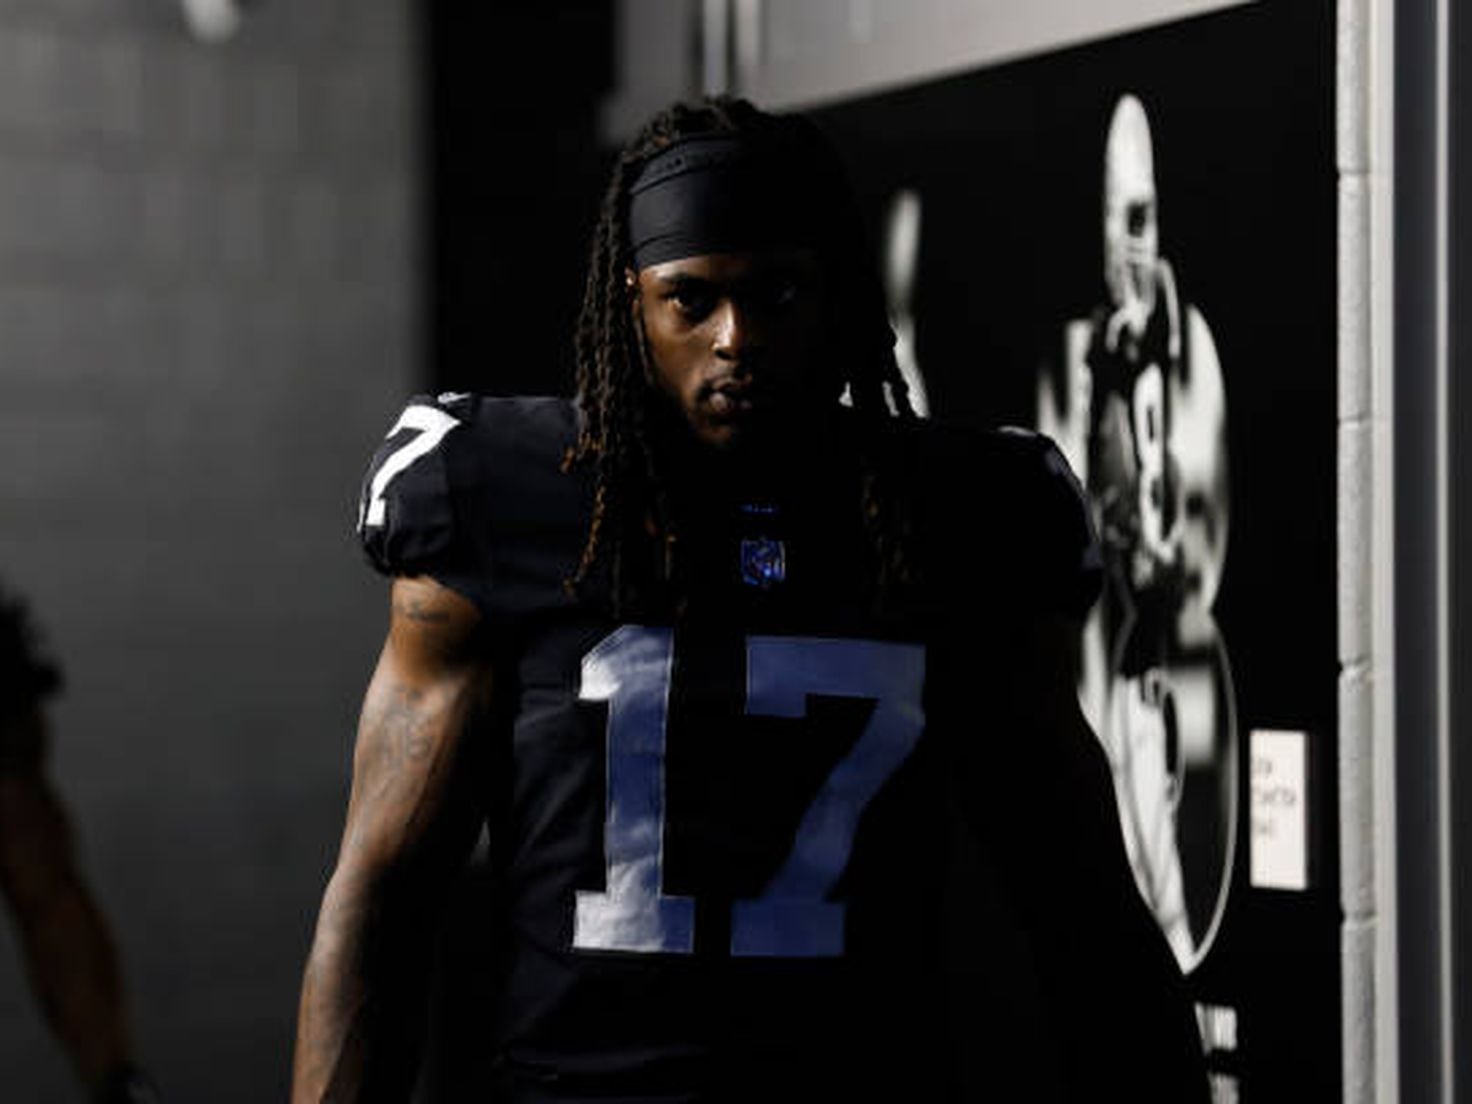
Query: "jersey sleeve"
999 426 1103 620
355 393 587 624
914 422 1102 621
357 392 472 579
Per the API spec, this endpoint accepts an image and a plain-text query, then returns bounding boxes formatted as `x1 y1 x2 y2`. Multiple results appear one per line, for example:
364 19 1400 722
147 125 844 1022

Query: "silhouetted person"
0 583 158 1103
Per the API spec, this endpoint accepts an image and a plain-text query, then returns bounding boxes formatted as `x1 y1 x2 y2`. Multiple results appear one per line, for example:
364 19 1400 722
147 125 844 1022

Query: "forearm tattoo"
393 590 452 625
366 685 434 789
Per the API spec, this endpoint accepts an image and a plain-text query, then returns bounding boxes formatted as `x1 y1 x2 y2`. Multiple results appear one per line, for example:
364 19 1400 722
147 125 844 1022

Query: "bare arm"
293 576 492 1104
0 710 134 1093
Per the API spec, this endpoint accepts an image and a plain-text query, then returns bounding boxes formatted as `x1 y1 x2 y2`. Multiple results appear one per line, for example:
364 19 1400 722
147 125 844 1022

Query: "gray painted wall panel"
742 0 1255 108
0 3 418 1098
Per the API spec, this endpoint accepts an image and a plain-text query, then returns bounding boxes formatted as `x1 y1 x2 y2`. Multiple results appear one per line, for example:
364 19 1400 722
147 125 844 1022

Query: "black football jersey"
356 394 1201 1102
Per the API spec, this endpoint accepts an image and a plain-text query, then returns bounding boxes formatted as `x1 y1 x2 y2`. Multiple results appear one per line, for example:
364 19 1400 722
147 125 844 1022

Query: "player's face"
634 249 827 453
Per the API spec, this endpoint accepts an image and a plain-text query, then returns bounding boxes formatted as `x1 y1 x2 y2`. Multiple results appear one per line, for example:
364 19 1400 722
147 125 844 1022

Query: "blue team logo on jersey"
740 537 786 588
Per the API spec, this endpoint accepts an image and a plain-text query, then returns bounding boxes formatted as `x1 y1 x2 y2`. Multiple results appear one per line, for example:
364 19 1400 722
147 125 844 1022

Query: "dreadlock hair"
567 96 919 618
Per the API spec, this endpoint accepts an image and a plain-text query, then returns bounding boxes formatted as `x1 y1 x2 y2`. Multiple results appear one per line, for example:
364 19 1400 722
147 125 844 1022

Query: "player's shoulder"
357 392 582 578
882 415 1082 503
441 392 579 454
904 415 1049 461
892 418 1101 618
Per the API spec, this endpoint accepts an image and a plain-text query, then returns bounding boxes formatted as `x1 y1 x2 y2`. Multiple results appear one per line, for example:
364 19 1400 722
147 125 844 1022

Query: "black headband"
627 134 814 269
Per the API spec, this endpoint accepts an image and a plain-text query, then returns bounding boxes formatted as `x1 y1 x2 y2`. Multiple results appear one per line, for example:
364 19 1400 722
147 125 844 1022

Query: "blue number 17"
573 626 926 958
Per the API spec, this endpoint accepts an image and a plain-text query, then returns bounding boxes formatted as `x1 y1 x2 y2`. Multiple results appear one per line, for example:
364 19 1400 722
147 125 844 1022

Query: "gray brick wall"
0 3 419 1099
1336 0 1393 1099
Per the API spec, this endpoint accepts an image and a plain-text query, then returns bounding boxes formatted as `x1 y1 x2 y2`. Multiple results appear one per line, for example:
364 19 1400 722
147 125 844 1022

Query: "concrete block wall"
1337 0 1394 1099
0 3 419 1099
1337 6 1374 1096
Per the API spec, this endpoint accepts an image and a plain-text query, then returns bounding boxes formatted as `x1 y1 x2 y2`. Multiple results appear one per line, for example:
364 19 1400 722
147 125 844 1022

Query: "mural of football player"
1038 93 1234 971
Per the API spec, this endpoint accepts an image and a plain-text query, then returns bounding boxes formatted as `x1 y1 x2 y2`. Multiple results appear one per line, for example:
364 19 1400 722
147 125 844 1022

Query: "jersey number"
573 626 926 958
359 402 461 531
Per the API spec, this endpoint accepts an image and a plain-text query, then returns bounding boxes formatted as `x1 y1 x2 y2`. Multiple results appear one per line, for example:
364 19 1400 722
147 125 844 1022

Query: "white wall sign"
1249 729 1308 890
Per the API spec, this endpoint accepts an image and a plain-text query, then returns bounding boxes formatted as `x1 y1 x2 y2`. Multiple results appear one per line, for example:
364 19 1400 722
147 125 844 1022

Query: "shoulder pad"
910 422 1101 619
357 392 473 576
994 426 1102 618
356 394 585 619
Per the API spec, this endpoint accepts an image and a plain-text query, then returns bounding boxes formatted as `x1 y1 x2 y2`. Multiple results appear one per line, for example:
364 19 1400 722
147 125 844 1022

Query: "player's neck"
662 414 837 513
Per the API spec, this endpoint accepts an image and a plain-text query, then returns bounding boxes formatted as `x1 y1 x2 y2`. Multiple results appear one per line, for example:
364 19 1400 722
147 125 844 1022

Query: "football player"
293 98 1207 1101
1039 93 1235 973
0 584 158 1103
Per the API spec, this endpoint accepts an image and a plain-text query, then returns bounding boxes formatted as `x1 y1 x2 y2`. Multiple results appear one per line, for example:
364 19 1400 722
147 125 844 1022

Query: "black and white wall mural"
811 3 1336 1099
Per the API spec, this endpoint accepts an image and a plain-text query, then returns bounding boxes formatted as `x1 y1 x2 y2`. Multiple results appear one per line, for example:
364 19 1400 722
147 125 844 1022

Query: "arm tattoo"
353 683 450 847
355 668 480 867
371 685 435 779
392 591 452 625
